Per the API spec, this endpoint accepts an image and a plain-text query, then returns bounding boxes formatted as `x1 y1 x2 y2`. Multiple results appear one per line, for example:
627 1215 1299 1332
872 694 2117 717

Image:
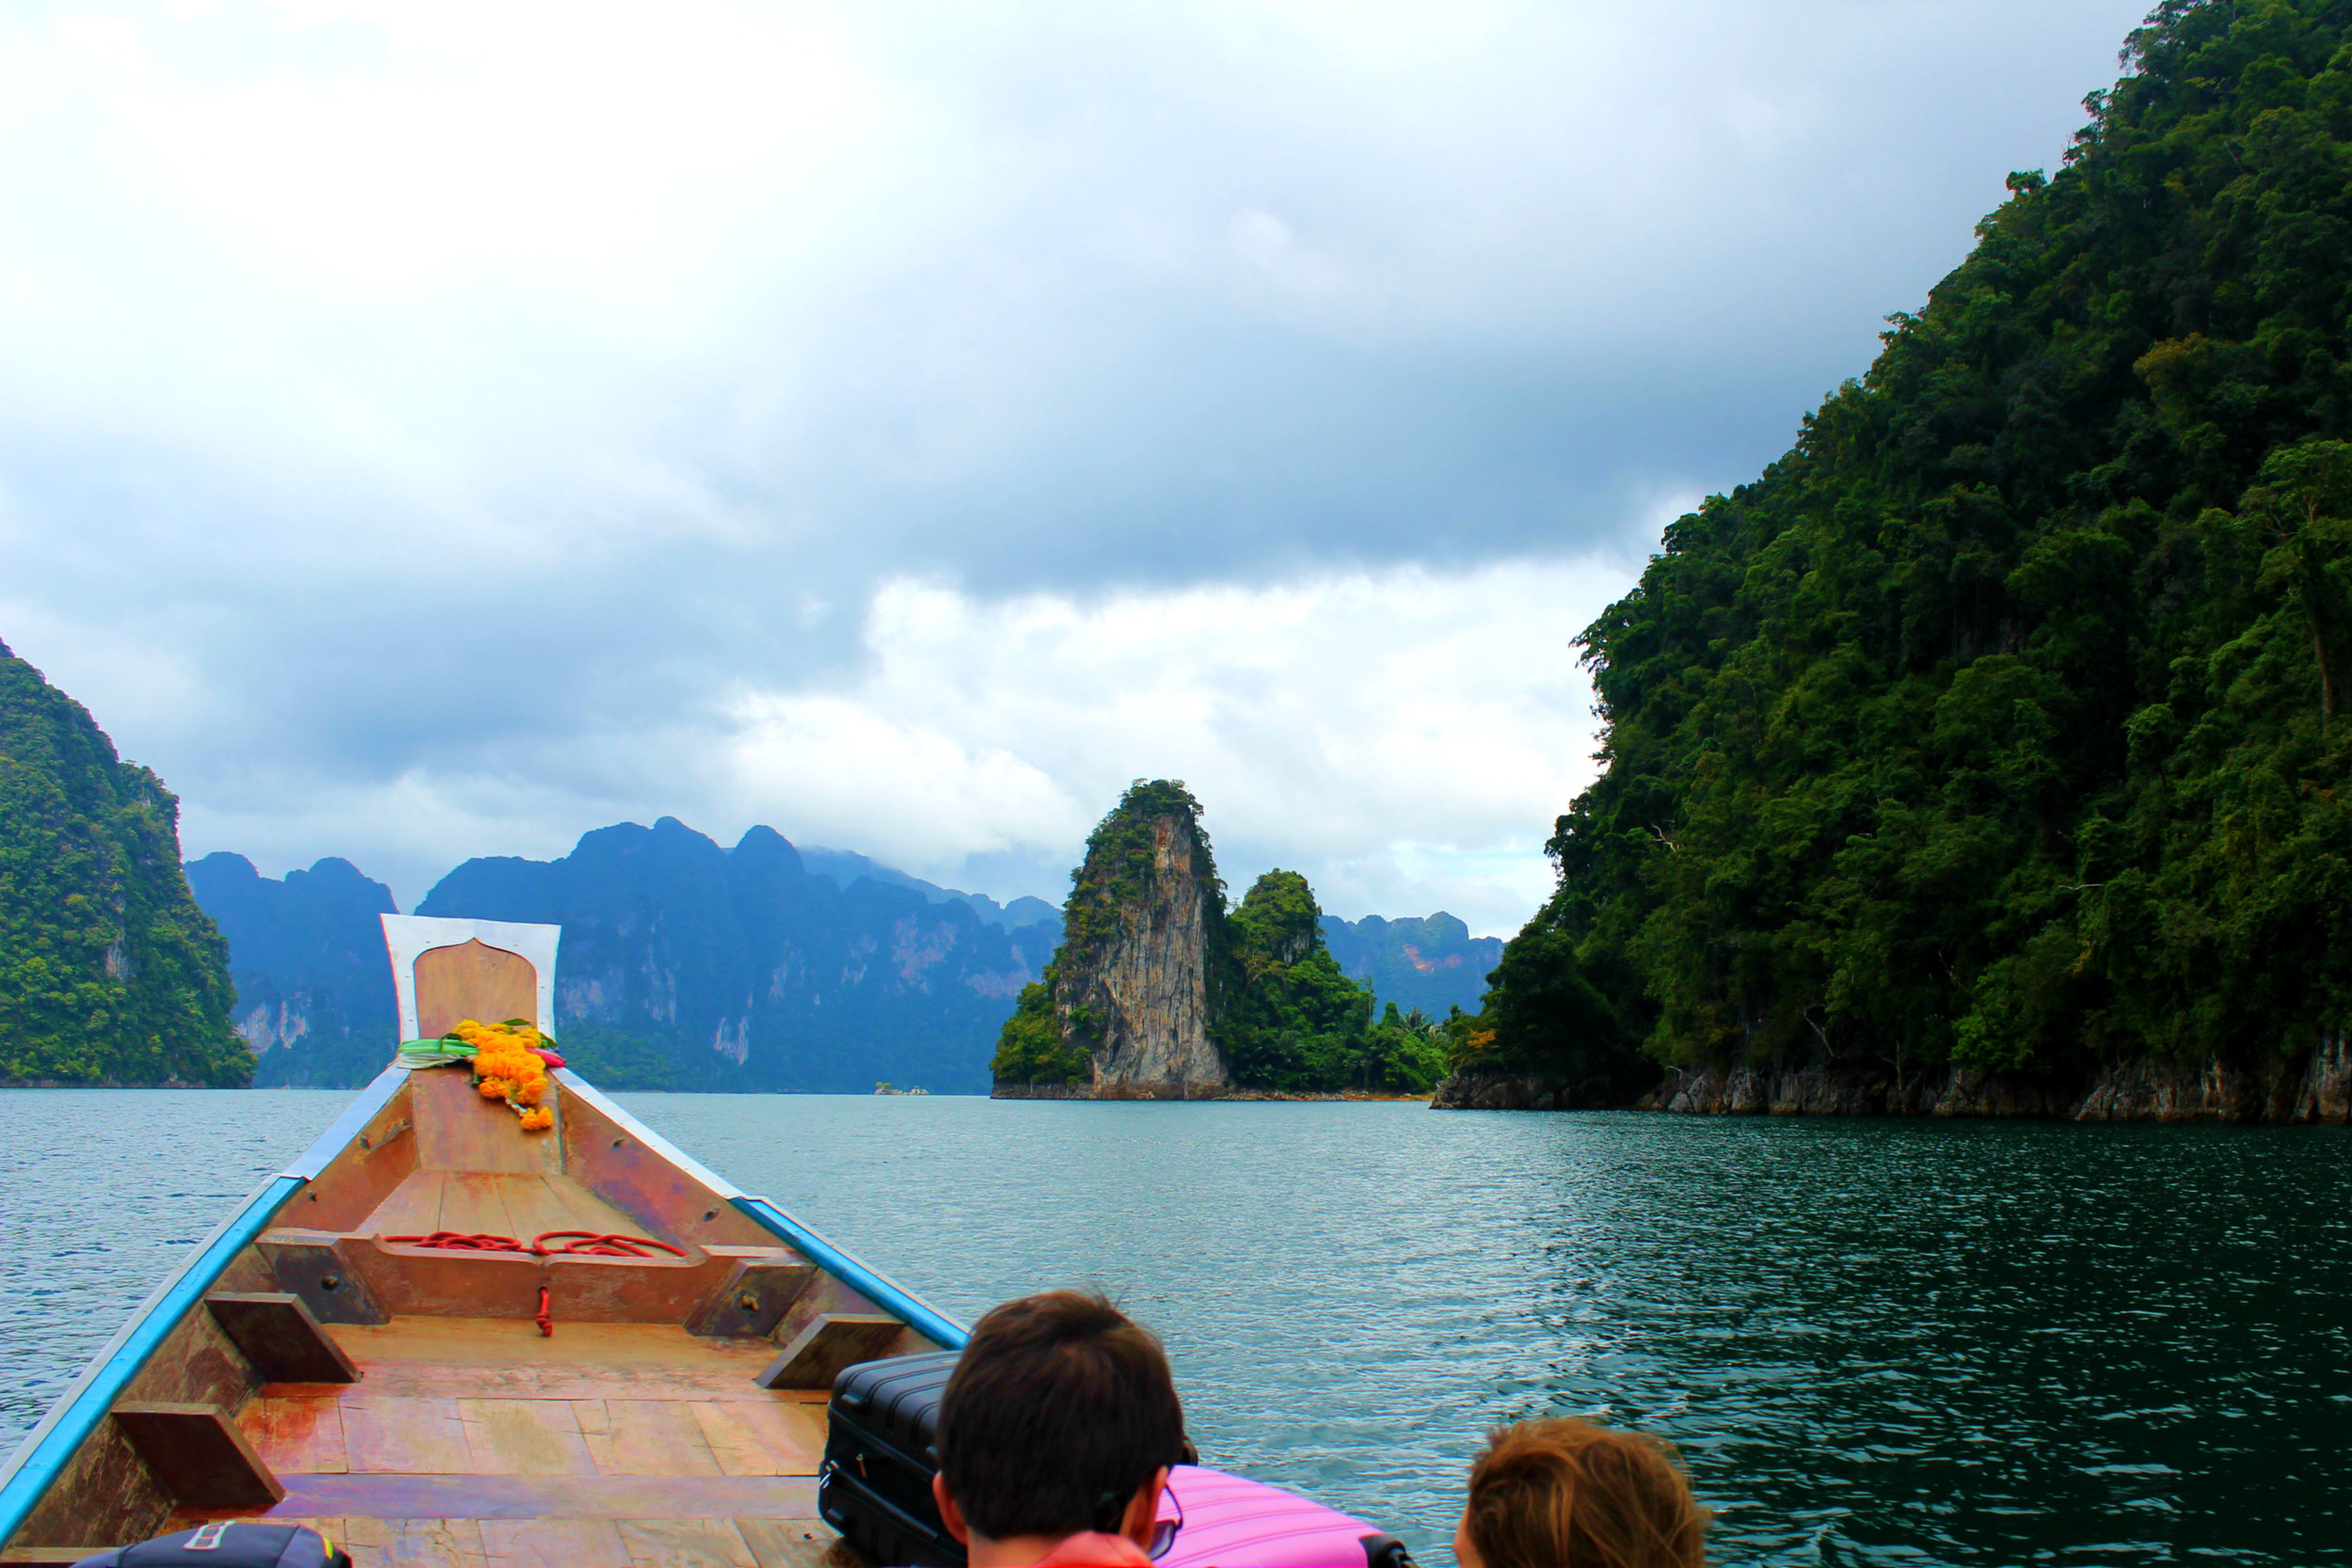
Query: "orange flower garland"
454 1018 556 1132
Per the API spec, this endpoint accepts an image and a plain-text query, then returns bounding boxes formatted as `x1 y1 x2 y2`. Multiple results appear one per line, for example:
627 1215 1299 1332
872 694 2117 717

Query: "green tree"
0 641 251 1085
1219 871 1376 1089
1486 0 2352 1091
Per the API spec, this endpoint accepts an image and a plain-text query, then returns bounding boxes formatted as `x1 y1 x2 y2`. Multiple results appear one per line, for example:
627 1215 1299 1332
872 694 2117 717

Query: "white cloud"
717 557 1639 935
0 0 2154 929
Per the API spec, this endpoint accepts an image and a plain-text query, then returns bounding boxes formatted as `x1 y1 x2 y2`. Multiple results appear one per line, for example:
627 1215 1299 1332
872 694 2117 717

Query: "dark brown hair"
938 1291 1187 1542
1464 1418 1708 1568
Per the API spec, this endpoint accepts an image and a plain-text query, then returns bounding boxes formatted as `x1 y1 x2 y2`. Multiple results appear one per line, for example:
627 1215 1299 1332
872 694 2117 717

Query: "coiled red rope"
382 1229 689 1259
379 1230 690 1338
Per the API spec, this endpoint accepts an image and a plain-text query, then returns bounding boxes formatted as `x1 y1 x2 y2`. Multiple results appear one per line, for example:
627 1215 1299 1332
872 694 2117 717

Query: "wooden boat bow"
0 918 963 1567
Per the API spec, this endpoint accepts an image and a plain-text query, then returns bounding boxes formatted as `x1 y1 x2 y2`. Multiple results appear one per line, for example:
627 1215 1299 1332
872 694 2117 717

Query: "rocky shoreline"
1431 1036 2352 1122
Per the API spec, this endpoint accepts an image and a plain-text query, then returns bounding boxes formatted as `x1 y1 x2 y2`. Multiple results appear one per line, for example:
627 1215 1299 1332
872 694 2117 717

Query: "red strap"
536 1285 553 1338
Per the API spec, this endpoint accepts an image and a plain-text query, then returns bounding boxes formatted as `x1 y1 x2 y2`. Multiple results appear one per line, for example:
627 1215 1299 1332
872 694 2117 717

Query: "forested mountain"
1320 912 1501 1017
416 817 1057 1093
0 640 249 1086
993 782 1450 1095
797 847 1060 929
183 853 399 1088
1468 0 2352 1117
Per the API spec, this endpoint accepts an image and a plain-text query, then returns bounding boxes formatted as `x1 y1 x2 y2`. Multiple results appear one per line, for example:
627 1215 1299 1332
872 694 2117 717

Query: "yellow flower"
517 1106 554 1132
478 1078 512 1101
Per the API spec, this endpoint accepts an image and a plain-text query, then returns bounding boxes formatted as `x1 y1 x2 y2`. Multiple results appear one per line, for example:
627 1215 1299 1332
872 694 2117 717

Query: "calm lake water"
2 1090 2346 1566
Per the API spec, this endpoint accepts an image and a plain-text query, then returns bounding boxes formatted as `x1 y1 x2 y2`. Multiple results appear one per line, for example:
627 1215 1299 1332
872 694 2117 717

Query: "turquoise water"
2 1090 2346 1565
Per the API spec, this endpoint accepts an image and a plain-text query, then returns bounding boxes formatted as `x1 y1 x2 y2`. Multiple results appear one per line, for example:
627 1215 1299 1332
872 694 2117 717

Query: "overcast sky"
0 0 2151 934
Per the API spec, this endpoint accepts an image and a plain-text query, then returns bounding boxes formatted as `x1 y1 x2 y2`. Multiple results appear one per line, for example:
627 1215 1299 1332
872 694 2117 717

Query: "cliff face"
421 817 1057 1093
992 785 1394 1097
0 639 250 1086
184 853 399 1087
1040 784 1231 1098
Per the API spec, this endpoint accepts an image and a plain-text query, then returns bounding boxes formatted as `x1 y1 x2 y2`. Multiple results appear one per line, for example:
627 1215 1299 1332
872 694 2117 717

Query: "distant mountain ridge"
418 818 1057 1093
183 853 401 1088
189 820 1502 1090
1319 912 1502 1019
795 847 1060 930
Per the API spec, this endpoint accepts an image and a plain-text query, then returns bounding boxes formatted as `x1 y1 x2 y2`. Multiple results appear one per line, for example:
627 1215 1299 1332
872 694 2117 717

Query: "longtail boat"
0 916 964 1567
0 917 1420 1568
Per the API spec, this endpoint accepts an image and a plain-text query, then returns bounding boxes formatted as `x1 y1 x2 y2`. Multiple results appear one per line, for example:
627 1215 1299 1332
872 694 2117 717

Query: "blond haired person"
1453 1418 1708 1568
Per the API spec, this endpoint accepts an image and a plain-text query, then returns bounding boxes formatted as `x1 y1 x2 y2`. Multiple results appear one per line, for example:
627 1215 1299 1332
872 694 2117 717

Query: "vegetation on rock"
0 640 250 1085
1474 0 2352 1097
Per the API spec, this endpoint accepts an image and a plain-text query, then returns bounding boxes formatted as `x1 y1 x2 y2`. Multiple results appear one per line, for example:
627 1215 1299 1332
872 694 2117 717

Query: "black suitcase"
819 1351 965 1568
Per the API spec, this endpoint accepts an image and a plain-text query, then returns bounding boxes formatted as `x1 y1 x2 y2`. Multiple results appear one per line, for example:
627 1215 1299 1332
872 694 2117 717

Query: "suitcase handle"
820 1461 966 1563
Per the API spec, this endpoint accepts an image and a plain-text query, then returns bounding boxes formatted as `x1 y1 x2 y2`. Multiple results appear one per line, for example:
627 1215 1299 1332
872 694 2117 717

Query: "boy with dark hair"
930 1291 1190 1567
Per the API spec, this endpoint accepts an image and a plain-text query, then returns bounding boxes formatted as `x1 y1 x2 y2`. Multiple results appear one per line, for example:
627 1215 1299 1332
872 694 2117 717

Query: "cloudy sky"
1 0 2149 934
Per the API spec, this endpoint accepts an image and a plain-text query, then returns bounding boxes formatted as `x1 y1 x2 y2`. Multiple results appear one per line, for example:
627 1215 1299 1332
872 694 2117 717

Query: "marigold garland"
452 1018 556 1132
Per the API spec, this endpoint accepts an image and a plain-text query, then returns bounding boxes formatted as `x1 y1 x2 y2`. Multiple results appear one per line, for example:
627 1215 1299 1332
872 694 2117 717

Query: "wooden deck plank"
342 1517 487 1568
435 1174 519 1241
479 1519 630 1567
164 1472 821 1521
620 1519 759 1567
367 1171 449 1239
290 1363 818 1403
577 1399 723 1476
341 1397 470 1475
485 1177 572 1242
733 1519 844 1568
240 1394 350 1474
689 1402 823 1478
312 1318 804 1403
511 1175 634 1242
327 1318 778 1368
455 1400 595 1477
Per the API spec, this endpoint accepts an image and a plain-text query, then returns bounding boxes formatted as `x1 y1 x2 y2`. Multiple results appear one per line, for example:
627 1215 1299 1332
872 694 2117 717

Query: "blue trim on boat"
549 1069 967 1350
0 1173 302 1547
0 1068 402 1547
731 1196 969 1351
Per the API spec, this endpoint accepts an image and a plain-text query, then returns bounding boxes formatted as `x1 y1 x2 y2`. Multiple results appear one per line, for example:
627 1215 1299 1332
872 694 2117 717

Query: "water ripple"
1 1092 2344 1566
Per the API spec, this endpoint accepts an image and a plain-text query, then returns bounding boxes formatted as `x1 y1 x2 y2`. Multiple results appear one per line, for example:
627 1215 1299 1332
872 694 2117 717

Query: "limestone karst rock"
1032 780 1232 1098
992 782 1386 1097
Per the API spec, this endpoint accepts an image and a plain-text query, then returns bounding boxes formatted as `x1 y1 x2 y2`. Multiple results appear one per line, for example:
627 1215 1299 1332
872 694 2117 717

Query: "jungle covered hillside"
0 640 251 1086
1474 0 2352 1095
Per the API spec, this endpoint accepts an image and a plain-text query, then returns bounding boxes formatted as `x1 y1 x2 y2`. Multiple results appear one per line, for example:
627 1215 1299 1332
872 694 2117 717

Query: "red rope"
383 1229 689 1259
378 1231 689 1339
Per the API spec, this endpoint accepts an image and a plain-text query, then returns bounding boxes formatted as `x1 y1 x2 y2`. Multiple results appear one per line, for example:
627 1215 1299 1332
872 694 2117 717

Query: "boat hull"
0 1065 961 1566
